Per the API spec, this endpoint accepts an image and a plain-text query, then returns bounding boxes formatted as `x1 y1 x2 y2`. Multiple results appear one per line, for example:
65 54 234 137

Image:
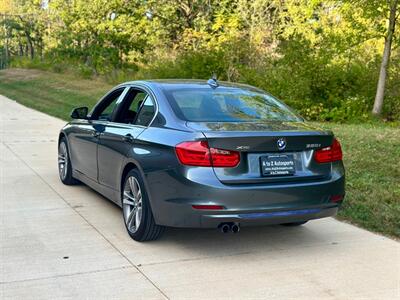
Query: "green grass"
0 68 112 120
320 123 400 238
1 68 399 238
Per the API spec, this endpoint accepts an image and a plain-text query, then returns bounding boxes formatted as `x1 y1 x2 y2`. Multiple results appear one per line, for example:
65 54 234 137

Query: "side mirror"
70 107 88 119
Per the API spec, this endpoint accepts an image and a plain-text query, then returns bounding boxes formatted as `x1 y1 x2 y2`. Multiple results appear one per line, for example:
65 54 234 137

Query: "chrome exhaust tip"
220 223 231 233
231 223 240 233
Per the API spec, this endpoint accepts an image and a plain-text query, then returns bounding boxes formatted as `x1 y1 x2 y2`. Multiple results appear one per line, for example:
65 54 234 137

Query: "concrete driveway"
0 95 399 299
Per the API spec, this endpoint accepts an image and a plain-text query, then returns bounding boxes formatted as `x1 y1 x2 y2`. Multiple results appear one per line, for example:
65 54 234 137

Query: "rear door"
97 87 156 190
189 122 333 184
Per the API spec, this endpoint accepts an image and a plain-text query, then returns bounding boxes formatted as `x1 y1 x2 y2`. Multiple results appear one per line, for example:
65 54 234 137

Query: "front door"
70 87 126 181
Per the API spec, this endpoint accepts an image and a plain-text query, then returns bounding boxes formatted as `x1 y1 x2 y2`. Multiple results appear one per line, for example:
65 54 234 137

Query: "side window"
128 92 147 118
116 88 155 125
92 89 125 121
136 97 156 126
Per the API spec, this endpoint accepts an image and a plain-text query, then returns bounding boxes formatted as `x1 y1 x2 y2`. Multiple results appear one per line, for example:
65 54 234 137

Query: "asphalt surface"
1 95 399 299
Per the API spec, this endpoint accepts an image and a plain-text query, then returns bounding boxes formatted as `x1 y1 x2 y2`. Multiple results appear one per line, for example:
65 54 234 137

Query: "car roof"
121 79 265 93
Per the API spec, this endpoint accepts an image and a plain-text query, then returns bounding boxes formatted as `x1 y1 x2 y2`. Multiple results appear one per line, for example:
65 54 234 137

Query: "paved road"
0 95 399 299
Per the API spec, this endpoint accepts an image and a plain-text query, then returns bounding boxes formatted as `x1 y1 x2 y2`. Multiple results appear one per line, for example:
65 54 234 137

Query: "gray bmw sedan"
58 78 345 241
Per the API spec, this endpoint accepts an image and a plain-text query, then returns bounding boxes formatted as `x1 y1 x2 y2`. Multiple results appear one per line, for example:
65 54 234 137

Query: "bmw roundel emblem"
277 138 286 150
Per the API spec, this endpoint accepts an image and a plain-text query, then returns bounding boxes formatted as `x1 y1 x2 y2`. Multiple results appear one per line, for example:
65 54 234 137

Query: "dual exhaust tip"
220 222 240 233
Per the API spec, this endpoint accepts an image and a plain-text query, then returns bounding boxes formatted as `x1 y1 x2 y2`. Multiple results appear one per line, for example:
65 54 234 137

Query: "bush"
296 97 372 122
10 57 53 71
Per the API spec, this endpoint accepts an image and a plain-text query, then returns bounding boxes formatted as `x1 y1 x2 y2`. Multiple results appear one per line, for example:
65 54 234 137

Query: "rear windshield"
164 87 301 122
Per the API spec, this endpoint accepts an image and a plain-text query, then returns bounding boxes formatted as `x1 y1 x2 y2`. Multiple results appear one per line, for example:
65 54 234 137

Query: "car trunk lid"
187 121 334 184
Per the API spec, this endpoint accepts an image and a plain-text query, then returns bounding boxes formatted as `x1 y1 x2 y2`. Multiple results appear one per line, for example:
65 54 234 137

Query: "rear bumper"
200 206 338 228
145 163 345 228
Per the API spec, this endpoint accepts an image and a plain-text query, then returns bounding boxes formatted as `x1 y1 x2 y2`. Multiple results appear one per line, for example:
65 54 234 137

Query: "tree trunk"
25 31 34 59
3 14 9 68
372 0 398 116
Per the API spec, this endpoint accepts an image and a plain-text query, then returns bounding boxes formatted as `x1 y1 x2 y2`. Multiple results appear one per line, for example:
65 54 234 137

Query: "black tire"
58 137 79 185
281 221 308 227
121 169 165 242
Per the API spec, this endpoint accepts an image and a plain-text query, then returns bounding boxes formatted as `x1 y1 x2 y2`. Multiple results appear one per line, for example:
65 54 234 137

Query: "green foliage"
299 97 371 122
1 0 399 122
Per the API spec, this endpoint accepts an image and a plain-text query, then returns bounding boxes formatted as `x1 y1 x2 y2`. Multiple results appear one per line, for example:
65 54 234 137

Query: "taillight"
314 138 343 163
210 147 240 167
175 141 240 167
175 141 211 166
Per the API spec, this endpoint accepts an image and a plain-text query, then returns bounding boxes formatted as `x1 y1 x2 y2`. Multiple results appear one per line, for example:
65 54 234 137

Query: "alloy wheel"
123 176 143 233
58 142 68 180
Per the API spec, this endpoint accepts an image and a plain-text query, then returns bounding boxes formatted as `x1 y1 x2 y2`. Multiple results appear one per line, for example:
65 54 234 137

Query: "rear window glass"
164 87 301 122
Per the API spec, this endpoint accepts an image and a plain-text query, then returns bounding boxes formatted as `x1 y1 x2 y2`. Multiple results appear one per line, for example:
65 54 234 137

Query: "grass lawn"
0 68 112 120
1 68 399 238
320 122 399 238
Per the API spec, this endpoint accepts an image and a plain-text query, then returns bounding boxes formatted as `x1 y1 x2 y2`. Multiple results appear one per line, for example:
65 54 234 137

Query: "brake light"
314 138 343 163
175 141 240 167
175 141 211 166
210 147 240 167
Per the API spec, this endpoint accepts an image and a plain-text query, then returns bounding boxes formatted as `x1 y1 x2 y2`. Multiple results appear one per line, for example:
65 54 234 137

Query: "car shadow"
162 223 330 249
72 184 339 260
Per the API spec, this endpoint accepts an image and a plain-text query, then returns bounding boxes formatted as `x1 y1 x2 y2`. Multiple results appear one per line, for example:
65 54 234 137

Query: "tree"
0 0 47 64
372 0 398 115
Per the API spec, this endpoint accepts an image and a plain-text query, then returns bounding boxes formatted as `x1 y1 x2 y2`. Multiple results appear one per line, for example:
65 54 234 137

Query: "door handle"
123 134 134 143
92 131 100 138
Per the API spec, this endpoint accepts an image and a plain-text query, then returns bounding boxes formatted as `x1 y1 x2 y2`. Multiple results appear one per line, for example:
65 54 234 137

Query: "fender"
119 157 156 211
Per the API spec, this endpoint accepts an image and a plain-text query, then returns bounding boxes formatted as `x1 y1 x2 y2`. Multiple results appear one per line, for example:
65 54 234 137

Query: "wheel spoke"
123 191 135 202
134 179 140 197
128 177 137 197
123 199 135 206
64 158 68 176
126 207 136 228
135 207 142 228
